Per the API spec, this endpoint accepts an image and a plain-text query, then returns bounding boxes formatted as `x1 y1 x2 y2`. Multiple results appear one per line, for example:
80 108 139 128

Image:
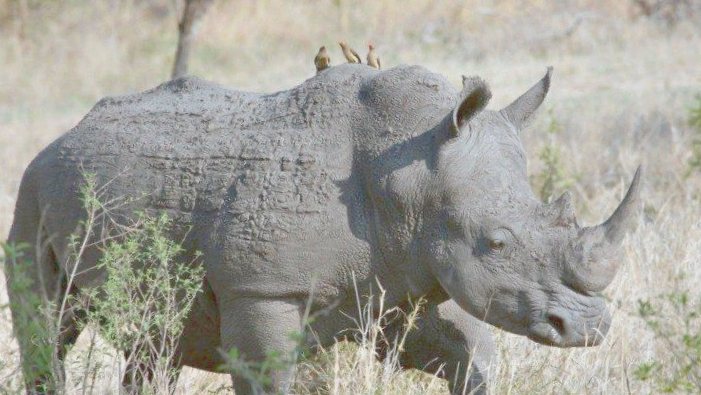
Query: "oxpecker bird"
314 46 331 73
338 41 362 64
367 43 381 69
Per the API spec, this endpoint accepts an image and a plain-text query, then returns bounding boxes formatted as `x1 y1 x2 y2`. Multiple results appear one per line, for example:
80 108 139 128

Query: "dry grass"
1 0 700 393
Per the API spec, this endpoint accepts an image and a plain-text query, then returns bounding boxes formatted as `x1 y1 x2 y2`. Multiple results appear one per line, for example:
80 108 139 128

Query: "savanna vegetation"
1 0 700 393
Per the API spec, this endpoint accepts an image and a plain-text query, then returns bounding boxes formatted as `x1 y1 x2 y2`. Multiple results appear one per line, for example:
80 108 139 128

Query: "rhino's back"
47 72 364 213
31 69 374 296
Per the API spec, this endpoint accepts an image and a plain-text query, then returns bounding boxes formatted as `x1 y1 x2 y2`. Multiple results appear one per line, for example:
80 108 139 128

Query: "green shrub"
84 212 204 393
2 172 203 394
534 109 576 202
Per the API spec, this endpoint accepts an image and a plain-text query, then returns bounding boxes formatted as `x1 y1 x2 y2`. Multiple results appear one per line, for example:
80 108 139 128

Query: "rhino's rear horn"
567 167 643 292
546 191 577 228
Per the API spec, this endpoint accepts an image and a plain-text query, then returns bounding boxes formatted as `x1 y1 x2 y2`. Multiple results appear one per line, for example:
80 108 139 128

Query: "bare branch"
171 0 215 79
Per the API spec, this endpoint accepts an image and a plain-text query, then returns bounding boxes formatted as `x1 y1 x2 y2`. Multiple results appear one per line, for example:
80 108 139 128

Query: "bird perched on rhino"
338 41 362 64
314 46 331 73
366 43 381 69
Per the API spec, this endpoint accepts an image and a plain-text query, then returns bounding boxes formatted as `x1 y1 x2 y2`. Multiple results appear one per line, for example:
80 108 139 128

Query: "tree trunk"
172 0 214 79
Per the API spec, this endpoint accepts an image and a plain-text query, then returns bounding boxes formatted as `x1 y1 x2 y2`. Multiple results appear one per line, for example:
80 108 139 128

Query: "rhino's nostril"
548 314 566 334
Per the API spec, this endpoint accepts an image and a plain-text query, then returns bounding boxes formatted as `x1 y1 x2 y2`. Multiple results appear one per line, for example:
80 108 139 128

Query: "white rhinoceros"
5 64 641 394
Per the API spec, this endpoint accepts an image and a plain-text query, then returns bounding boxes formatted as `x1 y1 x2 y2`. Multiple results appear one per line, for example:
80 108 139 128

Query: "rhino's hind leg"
218 297 304 395
5 247 85 394
5 179 86 394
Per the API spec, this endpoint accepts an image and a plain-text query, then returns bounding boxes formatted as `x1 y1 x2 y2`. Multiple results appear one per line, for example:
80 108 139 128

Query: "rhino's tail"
5 165 83 393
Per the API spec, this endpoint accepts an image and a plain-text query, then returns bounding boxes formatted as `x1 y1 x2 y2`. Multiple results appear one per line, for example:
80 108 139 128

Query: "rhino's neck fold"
356 131 446 304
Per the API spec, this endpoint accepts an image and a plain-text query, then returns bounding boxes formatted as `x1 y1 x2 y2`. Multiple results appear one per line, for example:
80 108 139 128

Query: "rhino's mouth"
526 312 607 348
527 321 564 346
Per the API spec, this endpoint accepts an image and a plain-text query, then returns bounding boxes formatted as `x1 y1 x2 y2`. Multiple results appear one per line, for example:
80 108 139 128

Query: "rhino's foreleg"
219 297 304 395
397 301 497 395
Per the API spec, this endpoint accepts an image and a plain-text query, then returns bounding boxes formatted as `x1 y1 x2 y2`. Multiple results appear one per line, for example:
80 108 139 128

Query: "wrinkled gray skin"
6 64 641 394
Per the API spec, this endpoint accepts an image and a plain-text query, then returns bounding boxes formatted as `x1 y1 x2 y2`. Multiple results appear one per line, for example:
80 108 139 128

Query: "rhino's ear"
451 76 491 135
500 67 553 130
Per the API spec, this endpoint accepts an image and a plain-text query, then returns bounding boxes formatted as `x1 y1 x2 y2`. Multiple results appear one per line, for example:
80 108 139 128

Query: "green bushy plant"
534 109 577 202
84 212 204 393
2 172 204 394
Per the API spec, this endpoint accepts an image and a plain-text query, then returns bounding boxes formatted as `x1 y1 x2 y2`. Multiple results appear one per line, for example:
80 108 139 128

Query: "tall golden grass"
1 0 700 393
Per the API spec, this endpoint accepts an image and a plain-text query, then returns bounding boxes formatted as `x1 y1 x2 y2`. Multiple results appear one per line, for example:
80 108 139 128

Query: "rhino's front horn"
567 167 643 292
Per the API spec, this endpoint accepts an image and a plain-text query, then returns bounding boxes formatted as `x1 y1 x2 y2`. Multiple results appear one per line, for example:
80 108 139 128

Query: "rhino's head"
411 69 641 347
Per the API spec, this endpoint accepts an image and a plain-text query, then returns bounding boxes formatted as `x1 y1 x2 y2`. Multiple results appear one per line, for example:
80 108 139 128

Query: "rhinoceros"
5 64 641 394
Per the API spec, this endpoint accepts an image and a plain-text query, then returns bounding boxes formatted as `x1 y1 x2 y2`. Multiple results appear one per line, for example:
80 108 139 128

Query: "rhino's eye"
485 228 511 253
488 239 505 251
